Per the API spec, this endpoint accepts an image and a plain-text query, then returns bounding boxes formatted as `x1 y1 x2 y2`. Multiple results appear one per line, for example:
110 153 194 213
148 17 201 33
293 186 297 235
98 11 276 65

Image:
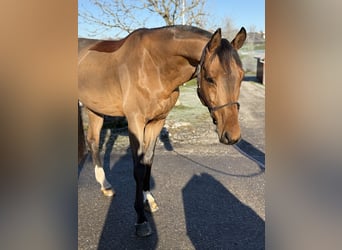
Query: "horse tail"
78 101 87 164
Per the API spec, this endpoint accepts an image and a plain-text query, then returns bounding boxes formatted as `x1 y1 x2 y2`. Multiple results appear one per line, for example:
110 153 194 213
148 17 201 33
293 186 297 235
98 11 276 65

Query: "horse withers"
78 25 246 237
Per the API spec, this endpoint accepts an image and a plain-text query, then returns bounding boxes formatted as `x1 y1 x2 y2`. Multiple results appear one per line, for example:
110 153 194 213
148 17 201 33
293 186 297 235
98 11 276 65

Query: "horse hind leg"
87 108 115 197
78 102 87 164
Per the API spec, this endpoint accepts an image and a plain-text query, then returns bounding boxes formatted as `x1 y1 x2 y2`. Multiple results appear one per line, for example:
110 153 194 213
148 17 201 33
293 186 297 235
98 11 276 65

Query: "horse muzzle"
212 113 241 145
219 131 241 145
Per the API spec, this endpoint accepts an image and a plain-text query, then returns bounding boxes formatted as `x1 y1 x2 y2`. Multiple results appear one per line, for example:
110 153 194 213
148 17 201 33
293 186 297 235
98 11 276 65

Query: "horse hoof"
135 221 152 237
101 188 115 197
144 200 159 213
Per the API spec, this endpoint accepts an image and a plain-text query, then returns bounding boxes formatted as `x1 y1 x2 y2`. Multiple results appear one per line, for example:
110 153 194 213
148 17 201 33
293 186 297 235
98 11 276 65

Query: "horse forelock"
215 39 243 74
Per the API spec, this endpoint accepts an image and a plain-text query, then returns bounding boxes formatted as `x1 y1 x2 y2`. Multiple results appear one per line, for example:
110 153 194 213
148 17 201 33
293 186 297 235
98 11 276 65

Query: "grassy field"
239 41 265 73
240 42 265 52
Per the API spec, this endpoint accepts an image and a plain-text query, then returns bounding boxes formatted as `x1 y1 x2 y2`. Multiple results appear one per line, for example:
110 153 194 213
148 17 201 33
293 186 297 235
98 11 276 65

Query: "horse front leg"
143 167 159 213
86 109 114 197
128 126 151 237
142 119 166 213
128 117 165 237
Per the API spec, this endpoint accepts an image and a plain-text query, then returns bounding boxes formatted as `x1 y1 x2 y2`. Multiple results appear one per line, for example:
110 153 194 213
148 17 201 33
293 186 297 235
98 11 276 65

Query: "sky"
209 0 265 31
78 0 265 38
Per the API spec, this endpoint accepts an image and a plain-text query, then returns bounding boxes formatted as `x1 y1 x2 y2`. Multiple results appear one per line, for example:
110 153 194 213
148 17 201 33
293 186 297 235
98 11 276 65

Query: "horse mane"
88 25 212 53
166 25 212 39
165 26 243 73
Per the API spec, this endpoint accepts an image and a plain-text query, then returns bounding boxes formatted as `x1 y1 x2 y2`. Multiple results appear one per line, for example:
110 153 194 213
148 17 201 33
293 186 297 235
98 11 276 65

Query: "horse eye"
212 117 217 125
205 76 214 84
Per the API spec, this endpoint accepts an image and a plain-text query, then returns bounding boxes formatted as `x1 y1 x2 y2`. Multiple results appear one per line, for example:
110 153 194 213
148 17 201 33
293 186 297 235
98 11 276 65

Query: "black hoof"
135 221 152 237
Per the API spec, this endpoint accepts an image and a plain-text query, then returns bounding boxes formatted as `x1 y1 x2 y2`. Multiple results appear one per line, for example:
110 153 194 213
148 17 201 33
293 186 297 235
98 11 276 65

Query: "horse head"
197 27 246 145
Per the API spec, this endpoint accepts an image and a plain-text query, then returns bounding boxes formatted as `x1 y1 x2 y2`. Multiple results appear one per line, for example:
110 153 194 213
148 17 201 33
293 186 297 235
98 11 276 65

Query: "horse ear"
231 27 247 50
207 28 222 52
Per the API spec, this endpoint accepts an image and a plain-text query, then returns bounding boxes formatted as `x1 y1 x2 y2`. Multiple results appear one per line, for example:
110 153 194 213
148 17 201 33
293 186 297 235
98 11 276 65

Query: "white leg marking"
143 191 159 212
95 165 112 189
143 191 155 203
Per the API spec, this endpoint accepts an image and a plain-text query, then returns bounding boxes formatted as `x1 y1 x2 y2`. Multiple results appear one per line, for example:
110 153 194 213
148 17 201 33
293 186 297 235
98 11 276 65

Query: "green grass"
254 43 265 50
183 78 197 87
240 42 265 52
173 104 193 110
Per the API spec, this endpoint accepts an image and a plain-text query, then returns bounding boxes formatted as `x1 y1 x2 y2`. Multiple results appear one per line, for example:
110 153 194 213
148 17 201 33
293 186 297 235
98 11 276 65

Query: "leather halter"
207 100 240 113
196 54 240 114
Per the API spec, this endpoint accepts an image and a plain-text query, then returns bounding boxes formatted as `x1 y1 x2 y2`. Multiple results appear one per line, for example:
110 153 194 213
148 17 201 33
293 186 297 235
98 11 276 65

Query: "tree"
222 17 239 41
79 0 208 38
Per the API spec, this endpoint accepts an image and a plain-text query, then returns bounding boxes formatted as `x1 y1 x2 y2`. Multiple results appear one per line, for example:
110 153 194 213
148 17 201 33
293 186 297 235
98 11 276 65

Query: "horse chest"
147 90 179 120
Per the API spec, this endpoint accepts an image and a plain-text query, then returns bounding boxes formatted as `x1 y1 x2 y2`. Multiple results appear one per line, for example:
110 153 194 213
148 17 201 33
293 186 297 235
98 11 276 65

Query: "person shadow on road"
182 173 265 249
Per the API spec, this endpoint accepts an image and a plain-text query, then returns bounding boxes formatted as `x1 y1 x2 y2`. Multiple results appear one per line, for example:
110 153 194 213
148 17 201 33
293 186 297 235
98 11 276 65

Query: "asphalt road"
78 81 265 249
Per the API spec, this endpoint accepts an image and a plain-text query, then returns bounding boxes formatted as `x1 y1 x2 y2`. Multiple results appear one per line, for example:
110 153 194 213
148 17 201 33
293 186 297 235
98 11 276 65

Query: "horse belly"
79 89 123 116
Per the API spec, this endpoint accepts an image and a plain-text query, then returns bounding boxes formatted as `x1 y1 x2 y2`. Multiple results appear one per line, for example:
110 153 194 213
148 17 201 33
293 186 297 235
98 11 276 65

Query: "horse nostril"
221 132 240 145
224 131 231 142
219 131 231 145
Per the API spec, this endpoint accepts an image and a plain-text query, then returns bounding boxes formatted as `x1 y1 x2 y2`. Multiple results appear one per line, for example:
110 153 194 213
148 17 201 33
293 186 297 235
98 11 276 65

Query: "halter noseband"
196 59 240 114
207 101 240 113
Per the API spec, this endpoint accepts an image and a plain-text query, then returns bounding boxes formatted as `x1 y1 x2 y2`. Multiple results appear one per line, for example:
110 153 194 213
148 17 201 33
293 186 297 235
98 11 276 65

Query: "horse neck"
151 32 210 92
177 38 209 65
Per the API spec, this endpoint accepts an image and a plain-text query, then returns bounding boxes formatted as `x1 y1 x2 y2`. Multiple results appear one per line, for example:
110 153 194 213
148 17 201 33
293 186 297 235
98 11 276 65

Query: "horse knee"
135 151 153 166
143 150 154 166
143 157 153 166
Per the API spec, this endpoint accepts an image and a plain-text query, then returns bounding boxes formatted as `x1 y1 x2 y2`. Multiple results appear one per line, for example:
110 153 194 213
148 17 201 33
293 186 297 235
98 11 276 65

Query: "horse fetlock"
143 191 159 213
101 188 115 197
95 165 114 196
137 153 153 166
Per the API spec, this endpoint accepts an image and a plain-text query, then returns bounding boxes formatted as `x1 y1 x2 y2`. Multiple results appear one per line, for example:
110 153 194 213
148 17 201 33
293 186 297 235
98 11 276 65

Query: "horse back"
78 38 99 53
78 37 128 116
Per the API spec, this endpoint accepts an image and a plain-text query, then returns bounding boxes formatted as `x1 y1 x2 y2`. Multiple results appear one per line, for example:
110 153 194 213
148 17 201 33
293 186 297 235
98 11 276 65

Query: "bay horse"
78 25 246 237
